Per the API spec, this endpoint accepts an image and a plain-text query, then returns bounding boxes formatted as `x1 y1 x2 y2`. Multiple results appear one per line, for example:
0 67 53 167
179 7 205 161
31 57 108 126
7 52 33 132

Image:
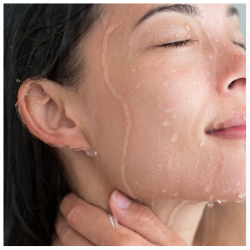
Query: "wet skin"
78 4 245 202
16 4 246 245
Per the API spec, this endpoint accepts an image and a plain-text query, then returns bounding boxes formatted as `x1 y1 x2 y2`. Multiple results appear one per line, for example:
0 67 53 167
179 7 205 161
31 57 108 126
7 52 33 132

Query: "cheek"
122 60 202 196
121 58 245 202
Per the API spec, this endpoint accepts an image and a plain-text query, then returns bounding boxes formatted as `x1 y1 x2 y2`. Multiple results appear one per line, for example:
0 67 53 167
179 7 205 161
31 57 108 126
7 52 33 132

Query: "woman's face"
77 4 245 202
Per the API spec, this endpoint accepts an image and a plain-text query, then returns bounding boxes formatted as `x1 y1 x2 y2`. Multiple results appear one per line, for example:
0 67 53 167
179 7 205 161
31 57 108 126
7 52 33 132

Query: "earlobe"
15 78 91 151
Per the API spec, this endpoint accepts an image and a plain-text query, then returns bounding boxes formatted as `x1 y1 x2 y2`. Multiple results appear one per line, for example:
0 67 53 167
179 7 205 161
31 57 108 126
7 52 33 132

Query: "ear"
15 78 91 150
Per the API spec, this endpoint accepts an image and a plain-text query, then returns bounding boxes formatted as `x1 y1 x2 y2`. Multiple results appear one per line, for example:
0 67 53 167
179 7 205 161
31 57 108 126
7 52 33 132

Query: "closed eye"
161 39 193 49
233 42 246 50
160 40 245 50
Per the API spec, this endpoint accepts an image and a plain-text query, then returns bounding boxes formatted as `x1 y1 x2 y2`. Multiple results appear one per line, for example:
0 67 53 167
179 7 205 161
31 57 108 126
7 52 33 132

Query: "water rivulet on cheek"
101 22 135 198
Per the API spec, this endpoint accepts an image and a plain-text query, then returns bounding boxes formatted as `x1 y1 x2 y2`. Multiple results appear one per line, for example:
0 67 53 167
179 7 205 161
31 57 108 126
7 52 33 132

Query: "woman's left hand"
52 191 186 246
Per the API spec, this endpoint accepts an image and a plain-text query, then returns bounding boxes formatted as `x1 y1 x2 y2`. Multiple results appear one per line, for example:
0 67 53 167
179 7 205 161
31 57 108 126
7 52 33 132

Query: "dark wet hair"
4 4 103 245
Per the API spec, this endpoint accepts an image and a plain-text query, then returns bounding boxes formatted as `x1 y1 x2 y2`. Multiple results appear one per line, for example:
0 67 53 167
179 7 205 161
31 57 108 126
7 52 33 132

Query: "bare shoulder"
193 202 246 246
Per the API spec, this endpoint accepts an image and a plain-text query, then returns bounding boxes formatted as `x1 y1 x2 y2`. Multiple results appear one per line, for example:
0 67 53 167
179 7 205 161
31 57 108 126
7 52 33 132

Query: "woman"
4 4 246 246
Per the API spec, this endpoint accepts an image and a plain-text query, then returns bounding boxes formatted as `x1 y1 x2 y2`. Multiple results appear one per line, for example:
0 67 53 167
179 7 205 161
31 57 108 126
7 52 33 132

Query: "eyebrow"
134 4 201 29
134 4 239 29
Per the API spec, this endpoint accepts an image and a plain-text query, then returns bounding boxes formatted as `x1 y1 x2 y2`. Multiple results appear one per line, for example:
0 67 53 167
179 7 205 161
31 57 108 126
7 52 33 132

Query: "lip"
205 113 246 139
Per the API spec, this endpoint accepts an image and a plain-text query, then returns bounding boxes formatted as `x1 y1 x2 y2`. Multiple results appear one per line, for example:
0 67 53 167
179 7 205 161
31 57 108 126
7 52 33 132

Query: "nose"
213 43 246 94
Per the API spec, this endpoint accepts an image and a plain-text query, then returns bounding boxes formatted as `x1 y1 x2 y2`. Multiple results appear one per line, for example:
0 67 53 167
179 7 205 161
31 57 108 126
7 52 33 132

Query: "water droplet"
173 192 178 197
136 82 141 89
205 185 210 192
16 79 20 83
177 179 180 183
165 108 172 112
207 71 210 75
210 156 213 160
236 200 244 203
200 53 203 57
171 133 177 142
171 24 174 27
196 160 199 164
109 214 118 229
187 99 190 104
162 189 167 193
216 38 220 42
162 121 170 127
209 55 213 59
131 68 135 72
86 150 97 157
238 193 246 199
193 81 196 85
185 24 191 31
207 201 214 208
223 43 226 46
200 136 205 148
217 200 227 205
175 33 180 38
172 114 176 119
186 34 190 39
69 146 84 151
213 121 220 130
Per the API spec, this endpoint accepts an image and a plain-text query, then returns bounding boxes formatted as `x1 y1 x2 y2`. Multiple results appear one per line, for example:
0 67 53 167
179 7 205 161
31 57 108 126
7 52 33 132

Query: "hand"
52 191 187 246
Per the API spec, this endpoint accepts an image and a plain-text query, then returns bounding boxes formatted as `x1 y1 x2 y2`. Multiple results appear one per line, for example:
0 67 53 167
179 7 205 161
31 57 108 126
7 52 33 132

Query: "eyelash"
233 42 246 50
161 39 193 49
160 40 246 50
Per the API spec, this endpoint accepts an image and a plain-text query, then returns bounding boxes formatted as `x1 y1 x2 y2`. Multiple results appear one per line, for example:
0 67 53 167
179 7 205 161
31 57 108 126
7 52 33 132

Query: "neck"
143 198 206 245
59 149 206 246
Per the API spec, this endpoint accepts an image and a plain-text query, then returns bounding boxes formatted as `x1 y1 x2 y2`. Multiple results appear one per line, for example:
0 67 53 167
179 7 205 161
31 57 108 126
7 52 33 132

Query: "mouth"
205 113 246 139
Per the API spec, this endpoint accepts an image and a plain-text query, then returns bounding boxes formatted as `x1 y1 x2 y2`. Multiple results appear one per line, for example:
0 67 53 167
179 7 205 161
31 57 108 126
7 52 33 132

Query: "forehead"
105 4 235 27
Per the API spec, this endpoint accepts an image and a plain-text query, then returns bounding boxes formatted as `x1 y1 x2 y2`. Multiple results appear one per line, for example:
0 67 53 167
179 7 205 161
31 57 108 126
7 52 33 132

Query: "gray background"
234 4 246 40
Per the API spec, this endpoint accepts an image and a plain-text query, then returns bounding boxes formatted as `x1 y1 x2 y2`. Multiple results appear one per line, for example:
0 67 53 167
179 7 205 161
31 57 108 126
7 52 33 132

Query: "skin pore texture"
17 4 246 245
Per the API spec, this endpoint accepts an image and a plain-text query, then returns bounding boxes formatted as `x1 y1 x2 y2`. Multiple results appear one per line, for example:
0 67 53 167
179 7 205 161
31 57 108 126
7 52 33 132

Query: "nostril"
228 80 235 89
228 78 246 89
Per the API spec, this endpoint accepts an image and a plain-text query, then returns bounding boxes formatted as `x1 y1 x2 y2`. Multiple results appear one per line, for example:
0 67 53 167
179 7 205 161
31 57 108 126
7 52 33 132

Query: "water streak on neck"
167 200 190 228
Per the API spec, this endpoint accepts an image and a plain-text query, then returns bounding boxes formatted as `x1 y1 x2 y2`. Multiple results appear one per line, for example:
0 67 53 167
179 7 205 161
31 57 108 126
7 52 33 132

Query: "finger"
51 237 62 246
60 193 154 246
110 190 187 246
55 213 94 246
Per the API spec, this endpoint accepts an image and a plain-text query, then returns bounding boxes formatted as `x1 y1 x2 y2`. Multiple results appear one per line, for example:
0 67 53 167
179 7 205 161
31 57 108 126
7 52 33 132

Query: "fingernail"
113 191 131 210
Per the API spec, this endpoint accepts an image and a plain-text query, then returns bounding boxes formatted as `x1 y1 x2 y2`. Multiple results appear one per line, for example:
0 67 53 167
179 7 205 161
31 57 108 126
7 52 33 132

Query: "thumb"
109 190 186 246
